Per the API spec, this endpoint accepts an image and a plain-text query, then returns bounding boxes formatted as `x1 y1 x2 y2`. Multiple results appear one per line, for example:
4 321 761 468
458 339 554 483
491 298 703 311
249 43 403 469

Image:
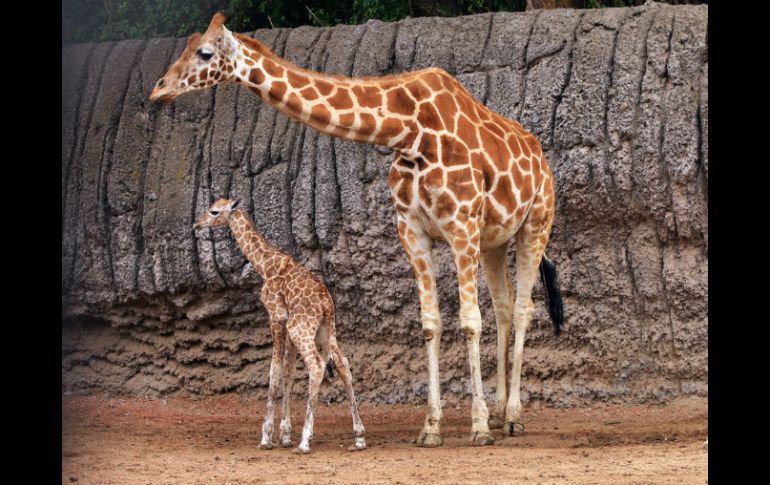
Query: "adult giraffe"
151 12 564 447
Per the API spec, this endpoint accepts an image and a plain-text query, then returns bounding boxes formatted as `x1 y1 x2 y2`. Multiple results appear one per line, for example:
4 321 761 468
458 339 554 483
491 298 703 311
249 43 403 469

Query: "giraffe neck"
229 32 417 151
228 210 280 277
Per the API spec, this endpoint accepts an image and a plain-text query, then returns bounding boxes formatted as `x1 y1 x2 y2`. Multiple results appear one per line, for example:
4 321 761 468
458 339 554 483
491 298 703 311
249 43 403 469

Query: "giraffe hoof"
291 445 311 454
416 432 444 448
347 441 367 451
259 441 276 450
471 431 496 446
280 439 293 448
503 421 525 437
488 414 505 429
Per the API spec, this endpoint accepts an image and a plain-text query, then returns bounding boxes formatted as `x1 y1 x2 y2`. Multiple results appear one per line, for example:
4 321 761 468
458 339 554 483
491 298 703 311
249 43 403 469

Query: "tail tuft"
539 255 564 336
324 358 336 381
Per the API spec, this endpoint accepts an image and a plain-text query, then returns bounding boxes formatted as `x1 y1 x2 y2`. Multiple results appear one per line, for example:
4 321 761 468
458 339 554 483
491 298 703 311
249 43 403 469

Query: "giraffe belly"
480 220 521 250
479 197 534 249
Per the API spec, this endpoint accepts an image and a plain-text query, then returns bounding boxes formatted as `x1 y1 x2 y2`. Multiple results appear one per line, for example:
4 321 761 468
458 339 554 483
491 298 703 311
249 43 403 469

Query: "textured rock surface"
62 2 708 406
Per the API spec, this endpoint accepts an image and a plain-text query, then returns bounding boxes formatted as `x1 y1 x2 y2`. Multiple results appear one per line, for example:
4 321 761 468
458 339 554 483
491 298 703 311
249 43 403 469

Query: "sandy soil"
62 395 707 485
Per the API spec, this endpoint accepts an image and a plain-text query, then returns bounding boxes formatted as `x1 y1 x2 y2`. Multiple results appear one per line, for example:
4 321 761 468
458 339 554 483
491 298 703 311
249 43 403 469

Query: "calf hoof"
416 432 444 448
280 439 293 448
348 439 367 451
259 441 276 450
291 445 311 454
471 431 496 446
503 421 525 437
488 414 505 429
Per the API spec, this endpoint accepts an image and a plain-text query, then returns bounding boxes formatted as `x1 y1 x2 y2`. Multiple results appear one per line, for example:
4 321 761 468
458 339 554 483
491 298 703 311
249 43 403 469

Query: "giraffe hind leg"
288 315 324 454
278 335 297 447
328 338 367 451
480 243 515 430
504 209 554 437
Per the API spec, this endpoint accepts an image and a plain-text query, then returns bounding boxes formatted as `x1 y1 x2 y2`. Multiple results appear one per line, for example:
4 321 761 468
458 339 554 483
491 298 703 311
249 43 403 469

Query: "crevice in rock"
134 41 180 293
102 41 150 295
478 12 495 70
629 8 660 210
386 21 400 73
602 12 629 195
63 43 97 232
517 10 542 121
656 12 677 240
66 42 119 295
550 12 584 150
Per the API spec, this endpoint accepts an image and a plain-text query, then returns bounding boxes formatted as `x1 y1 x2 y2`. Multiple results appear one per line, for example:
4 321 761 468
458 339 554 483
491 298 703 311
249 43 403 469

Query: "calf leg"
278 335 297 447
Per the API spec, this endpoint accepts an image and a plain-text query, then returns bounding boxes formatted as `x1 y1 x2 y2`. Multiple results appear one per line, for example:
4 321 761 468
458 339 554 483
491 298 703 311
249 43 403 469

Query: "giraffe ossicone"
193 198 367 454
157 12 564 448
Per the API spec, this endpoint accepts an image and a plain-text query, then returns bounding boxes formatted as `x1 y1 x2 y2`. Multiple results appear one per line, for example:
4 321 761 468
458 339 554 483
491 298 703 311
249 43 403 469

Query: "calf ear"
229 199 240 210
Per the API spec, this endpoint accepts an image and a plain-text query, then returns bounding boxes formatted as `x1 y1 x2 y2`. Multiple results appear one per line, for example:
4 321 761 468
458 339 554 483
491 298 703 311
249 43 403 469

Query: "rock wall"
62 1 708 406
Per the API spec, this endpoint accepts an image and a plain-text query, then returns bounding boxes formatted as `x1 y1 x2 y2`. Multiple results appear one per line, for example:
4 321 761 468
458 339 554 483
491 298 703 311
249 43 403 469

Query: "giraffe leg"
260 318 286 450
480 244 515 430
288 317 325 454
504 218 552 437
396 213 444 447
329 338 367 451
278 335 297 447
451 223 495 446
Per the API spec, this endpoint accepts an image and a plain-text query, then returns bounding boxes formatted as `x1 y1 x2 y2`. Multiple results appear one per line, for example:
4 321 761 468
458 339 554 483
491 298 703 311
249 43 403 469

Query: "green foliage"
61 0 706 44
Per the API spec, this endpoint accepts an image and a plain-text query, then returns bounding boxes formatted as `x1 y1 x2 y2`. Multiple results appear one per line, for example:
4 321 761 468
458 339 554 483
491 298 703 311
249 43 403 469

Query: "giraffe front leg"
278 335 297 448
453 226 495 447
260 323 286 450
481 244 515 430
396 215 444 448
504 224 549 437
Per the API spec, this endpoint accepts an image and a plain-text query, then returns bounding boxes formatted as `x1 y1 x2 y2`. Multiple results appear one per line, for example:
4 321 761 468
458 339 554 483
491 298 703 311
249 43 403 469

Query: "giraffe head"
193 198 240 230
150 12 239 103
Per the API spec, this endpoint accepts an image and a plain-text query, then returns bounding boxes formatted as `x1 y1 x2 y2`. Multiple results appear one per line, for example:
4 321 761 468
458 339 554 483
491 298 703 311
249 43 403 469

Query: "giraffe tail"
321 304 338 382
324 358 336 381
539 255 564 336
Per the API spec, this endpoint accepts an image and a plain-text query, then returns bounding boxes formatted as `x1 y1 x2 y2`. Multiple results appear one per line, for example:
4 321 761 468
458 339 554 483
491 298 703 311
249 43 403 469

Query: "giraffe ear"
206 11 227 34
229 199 240 211
186 33 201 51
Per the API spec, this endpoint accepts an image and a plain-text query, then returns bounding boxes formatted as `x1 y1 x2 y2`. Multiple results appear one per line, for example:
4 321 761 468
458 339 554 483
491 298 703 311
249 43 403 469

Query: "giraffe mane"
234 33 278 58
233 32 452 84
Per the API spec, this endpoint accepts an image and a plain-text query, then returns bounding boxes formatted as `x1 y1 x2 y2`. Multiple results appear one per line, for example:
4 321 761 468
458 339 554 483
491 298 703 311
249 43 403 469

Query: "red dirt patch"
62 395 707 484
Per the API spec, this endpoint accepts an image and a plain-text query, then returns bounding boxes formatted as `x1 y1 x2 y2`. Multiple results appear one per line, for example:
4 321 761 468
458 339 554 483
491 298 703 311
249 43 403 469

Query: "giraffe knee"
461 322 482 341
422 322 442 342
420 311 442 341
460 314 482 342
458 304 482 340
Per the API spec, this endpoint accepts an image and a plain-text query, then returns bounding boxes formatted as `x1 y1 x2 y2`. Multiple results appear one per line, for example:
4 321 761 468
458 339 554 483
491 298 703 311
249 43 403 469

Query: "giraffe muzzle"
149 85 176 104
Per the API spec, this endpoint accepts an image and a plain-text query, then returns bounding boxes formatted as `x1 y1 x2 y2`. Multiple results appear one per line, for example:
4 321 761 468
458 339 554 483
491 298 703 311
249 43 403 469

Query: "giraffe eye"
197 48 214 61
210 210 220 216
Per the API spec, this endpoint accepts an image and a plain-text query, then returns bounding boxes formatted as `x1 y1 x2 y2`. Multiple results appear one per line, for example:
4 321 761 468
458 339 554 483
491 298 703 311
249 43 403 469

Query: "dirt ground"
62 394 707 485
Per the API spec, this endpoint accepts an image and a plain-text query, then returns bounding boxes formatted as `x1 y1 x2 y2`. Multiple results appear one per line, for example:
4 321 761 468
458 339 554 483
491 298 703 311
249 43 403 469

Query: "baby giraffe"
193 198 366 454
